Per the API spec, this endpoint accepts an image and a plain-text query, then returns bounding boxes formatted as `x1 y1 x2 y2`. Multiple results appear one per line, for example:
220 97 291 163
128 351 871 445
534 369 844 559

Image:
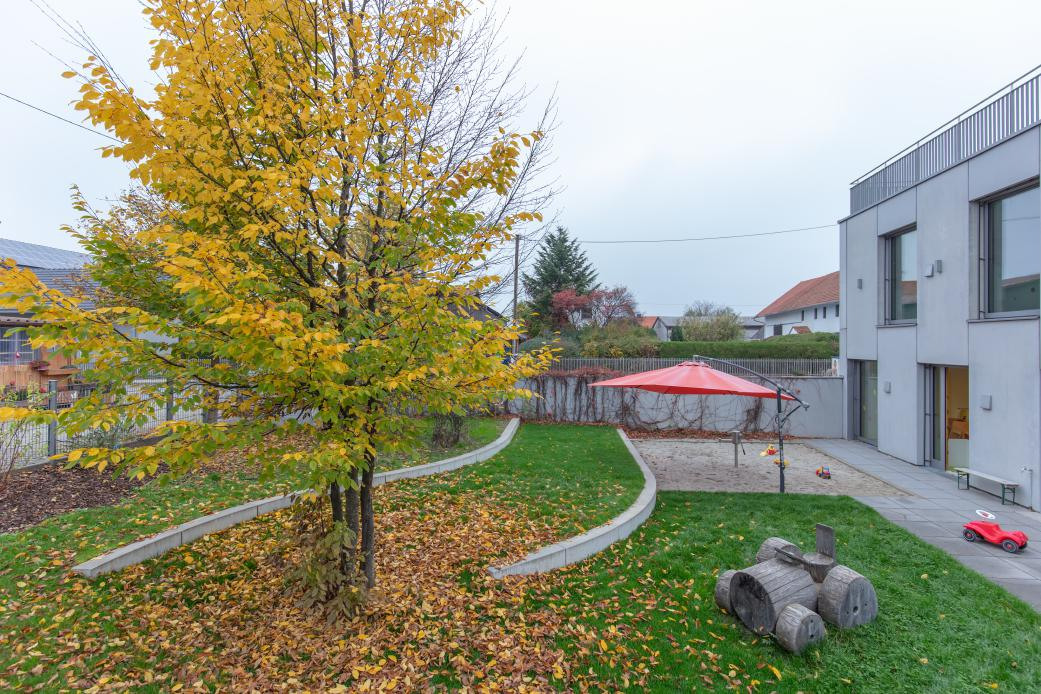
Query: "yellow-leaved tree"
0 0 554 597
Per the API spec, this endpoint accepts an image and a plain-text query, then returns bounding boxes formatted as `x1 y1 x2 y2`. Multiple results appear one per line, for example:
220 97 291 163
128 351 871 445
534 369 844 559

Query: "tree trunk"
360 464 375 588
345 470 360 571
328 482 348 575
432 412 465 449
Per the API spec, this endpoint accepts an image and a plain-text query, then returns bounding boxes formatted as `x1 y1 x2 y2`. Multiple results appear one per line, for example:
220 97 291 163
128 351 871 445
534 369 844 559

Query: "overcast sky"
3 1 1041 316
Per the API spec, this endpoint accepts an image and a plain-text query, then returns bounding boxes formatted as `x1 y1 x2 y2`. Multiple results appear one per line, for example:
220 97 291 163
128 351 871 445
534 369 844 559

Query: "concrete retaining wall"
488 428 656 578
508 375 843 438
73 418 520 578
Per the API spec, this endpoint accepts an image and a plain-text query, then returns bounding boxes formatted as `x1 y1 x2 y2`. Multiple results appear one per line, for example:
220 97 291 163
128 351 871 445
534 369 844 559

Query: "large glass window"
887 228 917 321
985 186 1040 314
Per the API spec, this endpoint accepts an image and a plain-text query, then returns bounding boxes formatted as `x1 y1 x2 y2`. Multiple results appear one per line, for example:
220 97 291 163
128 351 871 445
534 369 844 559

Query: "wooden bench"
952 467 1019 505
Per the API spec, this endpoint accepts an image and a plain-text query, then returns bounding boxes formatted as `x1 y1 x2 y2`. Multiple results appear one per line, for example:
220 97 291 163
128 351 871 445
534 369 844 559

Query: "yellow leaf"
68 449 82 463
768 665 782 680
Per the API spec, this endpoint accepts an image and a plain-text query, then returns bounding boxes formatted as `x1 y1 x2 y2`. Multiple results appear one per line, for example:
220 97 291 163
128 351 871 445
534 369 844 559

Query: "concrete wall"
968 319 1041 508
510 375 844 437
840 121 1041 505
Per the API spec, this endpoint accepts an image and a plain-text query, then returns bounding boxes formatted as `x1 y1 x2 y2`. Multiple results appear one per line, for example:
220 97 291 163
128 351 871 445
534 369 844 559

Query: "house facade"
0 238 90 392
839 66 1041 509
757 271 840 337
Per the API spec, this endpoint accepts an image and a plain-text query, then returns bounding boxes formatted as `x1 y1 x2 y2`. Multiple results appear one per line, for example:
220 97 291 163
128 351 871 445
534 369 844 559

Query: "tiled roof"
29 268 97 311
0 238 89 269
638 316 660 329
757 271 840 317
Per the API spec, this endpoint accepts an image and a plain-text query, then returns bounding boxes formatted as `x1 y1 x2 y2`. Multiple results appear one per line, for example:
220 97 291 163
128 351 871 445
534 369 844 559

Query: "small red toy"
815 465 831 479
962 521 1028 553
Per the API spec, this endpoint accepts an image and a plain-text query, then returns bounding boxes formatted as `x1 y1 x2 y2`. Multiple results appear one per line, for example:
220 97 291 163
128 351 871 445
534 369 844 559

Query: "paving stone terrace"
805 439 1041 612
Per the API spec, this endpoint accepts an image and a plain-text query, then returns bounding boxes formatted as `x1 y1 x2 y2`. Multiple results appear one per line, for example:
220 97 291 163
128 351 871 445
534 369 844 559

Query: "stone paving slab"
804 438 1041 612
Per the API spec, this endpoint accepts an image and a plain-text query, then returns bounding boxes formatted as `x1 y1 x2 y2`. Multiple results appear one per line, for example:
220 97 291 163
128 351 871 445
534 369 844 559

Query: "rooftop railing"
850 64 1041 216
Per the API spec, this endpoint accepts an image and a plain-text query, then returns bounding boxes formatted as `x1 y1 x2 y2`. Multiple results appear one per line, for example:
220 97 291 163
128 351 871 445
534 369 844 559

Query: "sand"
633 439 906 497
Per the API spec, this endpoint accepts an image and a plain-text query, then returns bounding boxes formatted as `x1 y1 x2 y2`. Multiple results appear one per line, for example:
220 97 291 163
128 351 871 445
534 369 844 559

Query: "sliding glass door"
853 360 878 445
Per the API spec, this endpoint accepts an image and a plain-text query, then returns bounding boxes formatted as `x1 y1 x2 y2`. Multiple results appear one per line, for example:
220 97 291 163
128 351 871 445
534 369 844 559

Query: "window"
772 324 782 337
800 310 805 321
814 307 818 319
886 227 917 322
0 330 37 365
836 304 840 317
983 185 1040 315
823 306 828 319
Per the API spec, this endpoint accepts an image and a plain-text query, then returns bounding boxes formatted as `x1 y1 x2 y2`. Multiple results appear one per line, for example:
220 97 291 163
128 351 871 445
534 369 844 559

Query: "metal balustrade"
850 65 1041 215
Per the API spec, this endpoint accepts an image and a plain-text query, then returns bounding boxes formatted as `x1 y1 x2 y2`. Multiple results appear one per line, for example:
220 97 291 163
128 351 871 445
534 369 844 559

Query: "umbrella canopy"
589 360 795 400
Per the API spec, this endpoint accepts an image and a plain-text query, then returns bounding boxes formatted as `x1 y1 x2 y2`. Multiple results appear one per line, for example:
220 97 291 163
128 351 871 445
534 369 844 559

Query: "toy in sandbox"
714 524 877 654
815 465 831 479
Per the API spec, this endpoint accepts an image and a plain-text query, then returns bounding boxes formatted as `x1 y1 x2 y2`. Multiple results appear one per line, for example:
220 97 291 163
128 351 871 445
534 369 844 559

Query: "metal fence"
546 357 838 377
8 378 206 469
850 65 1041 215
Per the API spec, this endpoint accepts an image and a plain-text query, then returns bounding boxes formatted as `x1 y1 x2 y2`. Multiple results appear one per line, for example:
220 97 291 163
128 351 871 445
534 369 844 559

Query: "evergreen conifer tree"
521 227 598 330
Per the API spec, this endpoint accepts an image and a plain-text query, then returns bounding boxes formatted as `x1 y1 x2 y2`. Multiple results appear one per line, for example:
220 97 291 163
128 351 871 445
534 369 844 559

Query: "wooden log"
818 564 878 629
730 559 818 635
714 569 737 612
815 524 836 558
801 552 837 582
774 603 826 653
755 537 803 564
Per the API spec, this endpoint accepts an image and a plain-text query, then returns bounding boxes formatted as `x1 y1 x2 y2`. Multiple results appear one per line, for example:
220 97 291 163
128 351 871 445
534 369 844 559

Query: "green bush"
658 339 836 359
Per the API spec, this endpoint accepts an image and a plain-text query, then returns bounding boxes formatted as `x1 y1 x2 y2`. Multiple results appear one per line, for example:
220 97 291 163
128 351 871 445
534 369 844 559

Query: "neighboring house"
0 238 91 391
738 315 765 341
839 66 1041 508
757 272 840 337
638 315 671 341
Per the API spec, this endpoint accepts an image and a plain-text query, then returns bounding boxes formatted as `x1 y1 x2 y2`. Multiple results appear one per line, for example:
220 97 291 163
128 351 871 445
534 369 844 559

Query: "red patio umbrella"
591 357 807 492
589 361 796 399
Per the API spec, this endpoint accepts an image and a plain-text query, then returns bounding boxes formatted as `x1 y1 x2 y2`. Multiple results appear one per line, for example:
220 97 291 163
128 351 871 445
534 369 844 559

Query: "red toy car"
962 521 1028 553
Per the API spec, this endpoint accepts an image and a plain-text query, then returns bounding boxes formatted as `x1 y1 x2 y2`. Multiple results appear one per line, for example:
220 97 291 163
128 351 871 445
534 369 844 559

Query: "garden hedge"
658 339 836 359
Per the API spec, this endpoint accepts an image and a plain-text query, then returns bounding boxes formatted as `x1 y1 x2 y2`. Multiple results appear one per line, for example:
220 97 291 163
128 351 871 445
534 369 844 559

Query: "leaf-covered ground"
5 425 1039 692
0 423 642 691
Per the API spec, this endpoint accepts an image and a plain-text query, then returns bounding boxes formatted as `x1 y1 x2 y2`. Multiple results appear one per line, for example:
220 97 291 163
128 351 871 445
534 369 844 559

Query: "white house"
757 272 840 337
840 66 1041 509
640 314 764 341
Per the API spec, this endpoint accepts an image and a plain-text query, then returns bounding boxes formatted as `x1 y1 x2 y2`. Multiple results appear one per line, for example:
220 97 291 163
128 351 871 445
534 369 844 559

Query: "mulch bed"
0 464 147 534
623 427 788 441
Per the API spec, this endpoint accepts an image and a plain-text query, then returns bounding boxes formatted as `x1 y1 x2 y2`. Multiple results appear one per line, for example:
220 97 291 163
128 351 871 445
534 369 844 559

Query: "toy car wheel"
963 529 980 542
1001 539 1020 553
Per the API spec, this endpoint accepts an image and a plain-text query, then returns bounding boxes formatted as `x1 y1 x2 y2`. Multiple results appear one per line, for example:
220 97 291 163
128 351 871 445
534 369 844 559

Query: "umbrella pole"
776 386 786 494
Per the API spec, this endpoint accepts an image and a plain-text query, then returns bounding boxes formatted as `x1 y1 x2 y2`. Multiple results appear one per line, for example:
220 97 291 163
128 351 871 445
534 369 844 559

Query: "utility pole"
512 234 521 358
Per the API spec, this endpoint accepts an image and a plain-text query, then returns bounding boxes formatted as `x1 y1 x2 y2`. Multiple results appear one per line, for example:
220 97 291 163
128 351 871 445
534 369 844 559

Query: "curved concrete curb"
73 418 520 578
487 428 656 579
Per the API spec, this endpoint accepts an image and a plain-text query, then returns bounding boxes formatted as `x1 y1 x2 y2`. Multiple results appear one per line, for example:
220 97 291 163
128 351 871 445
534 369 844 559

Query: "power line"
0 90 123 143
577 224 835 244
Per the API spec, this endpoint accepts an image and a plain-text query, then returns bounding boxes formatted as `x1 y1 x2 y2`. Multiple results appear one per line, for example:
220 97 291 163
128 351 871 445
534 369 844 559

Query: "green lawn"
536 491 1041 692
0 423 644 690
376 416 506 470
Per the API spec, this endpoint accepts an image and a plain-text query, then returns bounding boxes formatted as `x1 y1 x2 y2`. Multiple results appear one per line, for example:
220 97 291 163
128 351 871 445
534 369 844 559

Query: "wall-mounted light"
857 278 863 290
925 263 935 278
883 381 892 394
935 259 943 274
980 394 992 411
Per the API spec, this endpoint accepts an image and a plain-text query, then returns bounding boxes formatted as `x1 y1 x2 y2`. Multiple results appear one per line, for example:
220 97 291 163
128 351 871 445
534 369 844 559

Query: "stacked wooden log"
714 524 877 653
